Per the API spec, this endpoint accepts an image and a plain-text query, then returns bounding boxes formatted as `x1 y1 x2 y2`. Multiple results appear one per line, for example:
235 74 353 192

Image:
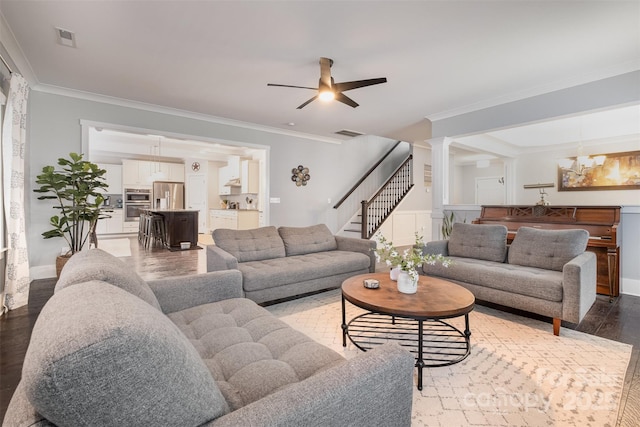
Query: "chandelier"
558 145 606 176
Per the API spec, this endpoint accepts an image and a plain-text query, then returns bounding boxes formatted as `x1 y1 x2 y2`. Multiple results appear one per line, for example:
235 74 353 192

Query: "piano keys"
473 205 620 297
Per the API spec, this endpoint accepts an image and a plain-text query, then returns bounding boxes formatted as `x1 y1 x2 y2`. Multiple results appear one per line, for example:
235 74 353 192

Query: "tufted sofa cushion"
277 224 338 256
22 281 229 427
213 226 286 262
55 248 162 310
448 223 508 263
168 298 345 411
508 227 589 271
238 251 371 292
426 256 563 302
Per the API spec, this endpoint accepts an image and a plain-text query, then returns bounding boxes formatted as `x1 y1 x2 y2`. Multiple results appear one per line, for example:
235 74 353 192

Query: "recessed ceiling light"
287 122 295 126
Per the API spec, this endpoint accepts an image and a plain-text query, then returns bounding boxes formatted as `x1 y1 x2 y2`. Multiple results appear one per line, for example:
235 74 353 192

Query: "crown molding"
426 61 640 122
31 83 344 145
0 11 38 84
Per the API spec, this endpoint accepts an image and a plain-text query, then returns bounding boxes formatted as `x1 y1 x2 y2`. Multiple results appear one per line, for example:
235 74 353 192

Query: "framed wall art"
558 150 640 191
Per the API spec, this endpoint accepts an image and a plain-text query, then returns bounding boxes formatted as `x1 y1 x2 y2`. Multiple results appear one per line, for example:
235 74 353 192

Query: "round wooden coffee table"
341 272 475 390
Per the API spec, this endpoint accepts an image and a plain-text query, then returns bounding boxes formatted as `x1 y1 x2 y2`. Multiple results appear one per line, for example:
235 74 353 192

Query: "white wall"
27 91 399 271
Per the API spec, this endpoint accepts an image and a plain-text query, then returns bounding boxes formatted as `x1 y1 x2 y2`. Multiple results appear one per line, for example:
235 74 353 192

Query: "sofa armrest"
561 251 597 324
208 343 414 427
147 270 243 314
335 235 377 273
422 240 449 256
206 245 239 271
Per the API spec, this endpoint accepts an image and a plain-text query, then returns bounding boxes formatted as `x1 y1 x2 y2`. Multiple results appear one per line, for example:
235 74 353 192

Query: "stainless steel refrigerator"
152 181 185 210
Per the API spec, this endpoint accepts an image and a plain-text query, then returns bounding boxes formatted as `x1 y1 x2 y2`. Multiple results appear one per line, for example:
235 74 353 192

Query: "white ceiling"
1 1 639 147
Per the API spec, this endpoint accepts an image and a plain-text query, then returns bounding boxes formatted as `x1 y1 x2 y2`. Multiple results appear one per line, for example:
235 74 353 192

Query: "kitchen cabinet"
95 210 123 235
218 156 241 196
241 160 259 194
210 209 259 231
158 162 185 182
123 159 152 187
149 209 198 249
123 160 184 186
122 221 138 233
96 164 123 194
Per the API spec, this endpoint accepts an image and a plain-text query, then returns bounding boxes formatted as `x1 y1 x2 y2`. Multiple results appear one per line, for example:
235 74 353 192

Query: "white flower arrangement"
373 231 451 282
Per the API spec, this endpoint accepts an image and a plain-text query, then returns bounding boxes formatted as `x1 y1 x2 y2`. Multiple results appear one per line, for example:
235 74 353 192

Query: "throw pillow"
508 226 589 271
213 226 286 262
448 223 508 263
278 224 338 256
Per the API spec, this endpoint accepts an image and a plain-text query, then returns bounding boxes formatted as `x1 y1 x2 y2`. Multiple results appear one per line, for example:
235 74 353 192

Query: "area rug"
267 289 632 427
95 238 132 257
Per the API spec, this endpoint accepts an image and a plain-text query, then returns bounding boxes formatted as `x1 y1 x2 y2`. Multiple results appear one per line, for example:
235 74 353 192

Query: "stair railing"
333 141 402 210
361 154 413 239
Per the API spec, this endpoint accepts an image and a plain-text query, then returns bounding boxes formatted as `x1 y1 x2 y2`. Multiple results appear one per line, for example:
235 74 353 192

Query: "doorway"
475 176 505 205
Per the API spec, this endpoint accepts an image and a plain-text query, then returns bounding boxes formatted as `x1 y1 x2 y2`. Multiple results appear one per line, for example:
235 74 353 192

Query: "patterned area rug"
266 289 632 427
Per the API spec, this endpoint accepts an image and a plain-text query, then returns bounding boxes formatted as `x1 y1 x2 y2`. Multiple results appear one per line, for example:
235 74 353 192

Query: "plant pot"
56 254 73 278
390 266 401 281
397 271 418 294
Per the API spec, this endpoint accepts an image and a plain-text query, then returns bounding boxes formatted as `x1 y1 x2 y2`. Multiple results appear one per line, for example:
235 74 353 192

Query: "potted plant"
373 232 450 294
34 152 109 276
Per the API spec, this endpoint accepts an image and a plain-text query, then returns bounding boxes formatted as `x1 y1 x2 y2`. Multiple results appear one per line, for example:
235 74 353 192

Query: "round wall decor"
291 165 310 186
191 161 201 172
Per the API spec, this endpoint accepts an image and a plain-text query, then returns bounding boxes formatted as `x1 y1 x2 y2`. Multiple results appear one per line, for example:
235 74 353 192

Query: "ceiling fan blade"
333 77 387 92
335 93 359 108
267 83 318 90
319 57 333 88
297 95 318 109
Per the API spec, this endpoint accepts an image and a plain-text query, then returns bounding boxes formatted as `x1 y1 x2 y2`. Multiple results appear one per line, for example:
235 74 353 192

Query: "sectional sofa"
421 223 597 335
3 249 414 426
207 224 376 304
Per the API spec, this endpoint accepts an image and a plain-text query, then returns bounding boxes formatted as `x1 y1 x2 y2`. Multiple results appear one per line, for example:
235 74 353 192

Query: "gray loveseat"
207 224 375 304
422 223 597 335
4 249 414 427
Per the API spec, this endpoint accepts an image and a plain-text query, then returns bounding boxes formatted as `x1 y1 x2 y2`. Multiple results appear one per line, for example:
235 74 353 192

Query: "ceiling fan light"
318 90 335 102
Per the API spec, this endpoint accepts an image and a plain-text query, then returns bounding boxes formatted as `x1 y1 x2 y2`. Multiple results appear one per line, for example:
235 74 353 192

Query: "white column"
427 137 451 240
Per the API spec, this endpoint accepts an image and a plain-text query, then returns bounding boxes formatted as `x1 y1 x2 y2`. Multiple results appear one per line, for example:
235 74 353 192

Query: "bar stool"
150 214 167 248
139 213 153 249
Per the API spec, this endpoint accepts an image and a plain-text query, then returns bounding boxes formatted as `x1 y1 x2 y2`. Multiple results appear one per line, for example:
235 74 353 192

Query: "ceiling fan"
267 57 387 109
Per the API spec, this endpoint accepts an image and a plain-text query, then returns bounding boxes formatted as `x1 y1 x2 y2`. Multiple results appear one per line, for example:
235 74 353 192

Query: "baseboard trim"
30 265 56 280
621 277 640 297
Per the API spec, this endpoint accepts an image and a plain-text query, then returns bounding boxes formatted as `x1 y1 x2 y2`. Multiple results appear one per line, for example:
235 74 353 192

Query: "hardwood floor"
2 236 640 424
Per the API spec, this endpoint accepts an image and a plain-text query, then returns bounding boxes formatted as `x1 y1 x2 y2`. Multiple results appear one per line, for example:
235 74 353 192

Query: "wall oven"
124 188 151 222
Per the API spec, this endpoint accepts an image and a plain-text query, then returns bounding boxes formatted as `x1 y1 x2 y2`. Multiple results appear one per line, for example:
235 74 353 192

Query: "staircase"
334 142 413 239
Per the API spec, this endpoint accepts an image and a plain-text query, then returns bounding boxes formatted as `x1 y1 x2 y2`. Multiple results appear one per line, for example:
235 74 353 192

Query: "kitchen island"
147 209 199 249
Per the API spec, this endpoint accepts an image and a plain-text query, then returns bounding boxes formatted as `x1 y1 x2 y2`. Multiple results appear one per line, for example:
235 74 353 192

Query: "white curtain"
1 73 30 312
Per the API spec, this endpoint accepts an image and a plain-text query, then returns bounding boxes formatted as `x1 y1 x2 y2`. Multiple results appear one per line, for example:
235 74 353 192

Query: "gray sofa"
4 249 414 427
422 223 597 335
207 224 376 304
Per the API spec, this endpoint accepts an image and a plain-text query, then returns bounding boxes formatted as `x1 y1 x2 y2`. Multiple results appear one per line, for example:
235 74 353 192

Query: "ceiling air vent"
335 129 363 138
56 27 77 48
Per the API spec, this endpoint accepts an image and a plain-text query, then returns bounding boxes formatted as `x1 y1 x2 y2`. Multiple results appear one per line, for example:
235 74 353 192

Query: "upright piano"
474 205 620 297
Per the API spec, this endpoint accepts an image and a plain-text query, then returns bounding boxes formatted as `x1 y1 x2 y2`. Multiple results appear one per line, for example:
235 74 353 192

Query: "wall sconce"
558 145 606 176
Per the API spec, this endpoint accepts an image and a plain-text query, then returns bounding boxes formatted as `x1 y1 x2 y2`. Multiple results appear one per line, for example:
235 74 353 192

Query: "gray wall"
432 71 640 138
27 91 398 268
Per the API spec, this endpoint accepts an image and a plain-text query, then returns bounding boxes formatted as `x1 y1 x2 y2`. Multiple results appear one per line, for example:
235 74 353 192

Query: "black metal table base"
342 297 471 390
